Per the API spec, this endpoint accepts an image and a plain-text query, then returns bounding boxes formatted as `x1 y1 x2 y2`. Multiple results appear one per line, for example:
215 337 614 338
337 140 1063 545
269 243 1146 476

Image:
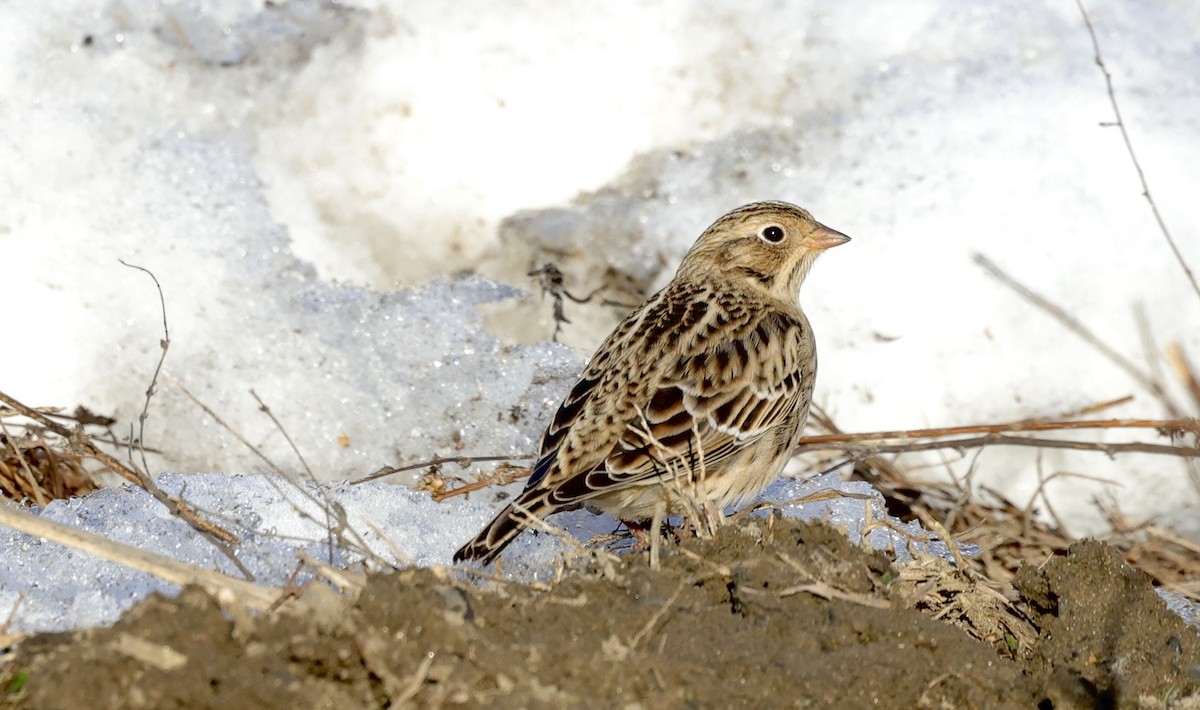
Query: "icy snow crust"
1 0 1199 632
0 469 958 633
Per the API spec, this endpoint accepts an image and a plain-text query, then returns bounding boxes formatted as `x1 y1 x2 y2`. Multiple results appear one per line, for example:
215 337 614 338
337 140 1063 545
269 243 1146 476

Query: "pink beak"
805 223 851 251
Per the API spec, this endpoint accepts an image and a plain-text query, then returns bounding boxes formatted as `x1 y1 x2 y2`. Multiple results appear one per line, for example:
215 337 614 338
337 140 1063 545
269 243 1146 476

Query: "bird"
454 201 849 564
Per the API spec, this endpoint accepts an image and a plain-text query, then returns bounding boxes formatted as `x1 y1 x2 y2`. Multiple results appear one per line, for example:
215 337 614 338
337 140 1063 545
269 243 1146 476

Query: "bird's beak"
805 223 851 251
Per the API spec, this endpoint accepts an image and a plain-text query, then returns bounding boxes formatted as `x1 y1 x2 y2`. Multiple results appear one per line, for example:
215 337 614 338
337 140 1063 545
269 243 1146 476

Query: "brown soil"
4 518 1199 709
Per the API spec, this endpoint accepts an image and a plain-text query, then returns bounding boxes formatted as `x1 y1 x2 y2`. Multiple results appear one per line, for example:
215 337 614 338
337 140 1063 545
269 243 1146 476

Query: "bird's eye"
759 225 786 244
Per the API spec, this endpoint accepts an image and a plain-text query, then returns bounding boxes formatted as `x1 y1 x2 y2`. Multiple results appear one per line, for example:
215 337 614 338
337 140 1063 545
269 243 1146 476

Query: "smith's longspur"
456 201 848 563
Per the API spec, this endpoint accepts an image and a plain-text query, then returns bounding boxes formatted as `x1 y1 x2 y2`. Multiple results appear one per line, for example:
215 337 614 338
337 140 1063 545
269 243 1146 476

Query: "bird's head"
677 201 849 300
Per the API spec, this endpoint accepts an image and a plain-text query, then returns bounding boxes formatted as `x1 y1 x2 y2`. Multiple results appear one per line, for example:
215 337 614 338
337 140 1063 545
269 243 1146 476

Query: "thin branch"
118 260 169 475
416 415 1200 501
168 378 383 567
165 371 289 479
974 253 1183 416
1064 394 1134 418
0 398 253 578
1164 343 1200 493
0 406 162 452
1074 0 1200 304
797 433 1199 459
1133 303 1172 409
352 454 533 486
249 388 338 563
0 503 279 611
1167 343 1200 413
249 389 315 483
527 263 609 342
0 388 243 549
428 463 530 501
798 417 1199 446
97 263 254 576
243 391 392 570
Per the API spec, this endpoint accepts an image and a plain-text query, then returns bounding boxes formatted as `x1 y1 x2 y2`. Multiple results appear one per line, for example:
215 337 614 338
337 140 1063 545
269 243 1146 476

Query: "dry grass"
839 434 1200 604
0 406 113 505
416 398 1200 608
2 387 1197 666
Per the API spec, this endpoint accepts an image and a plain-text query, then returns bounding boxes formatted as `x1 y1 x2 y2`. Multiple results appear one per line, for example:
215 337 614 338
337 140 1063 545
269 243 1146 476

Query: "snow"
0 468 966 633
1 0 1198 632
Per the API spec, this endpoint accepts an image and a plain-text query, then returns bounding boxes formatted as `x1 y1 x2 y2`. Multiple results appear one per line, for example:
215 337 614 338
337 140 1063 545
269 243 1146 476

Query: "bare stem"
1074 0 1200 304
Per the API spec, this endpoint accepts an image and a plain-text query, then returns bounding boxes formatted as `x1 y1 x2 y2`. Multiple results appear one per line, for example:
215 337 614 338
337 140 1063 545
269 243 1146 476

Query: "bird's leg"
649 503 665 569
698 499 724 539
621 513 679 556
620 518 653 551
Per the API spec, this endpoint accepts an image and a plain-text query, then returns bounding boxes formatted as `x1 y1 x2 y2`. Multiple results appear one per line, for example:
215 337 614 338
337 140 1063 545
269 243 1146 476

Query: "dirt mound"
5 518 1199 708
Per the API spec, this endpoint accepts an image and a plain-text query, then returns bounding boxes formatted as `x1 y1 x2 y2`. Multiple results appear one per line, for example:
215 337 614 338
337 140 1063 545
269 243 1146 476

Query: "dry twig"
1073 0 1200 305
0 503 278 610
0 389 242 550
975 254 1186 417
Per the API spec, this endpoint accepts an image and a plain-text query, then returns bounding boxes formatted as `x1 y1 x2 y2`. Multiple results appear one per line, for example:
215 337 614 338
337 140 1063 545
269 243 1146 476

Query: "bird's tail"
453 489 556 564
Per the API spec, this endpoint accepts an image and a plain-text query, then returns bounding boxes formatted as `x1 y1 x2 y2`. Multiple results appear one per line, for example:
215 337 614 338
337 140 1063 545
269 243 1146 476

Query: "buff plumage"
455 201 848 564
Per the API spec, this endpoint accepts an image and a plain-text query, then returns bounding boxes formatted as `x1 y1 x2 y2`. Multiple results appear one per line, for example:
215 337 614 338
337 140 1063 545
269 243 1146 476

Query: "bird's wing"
535 300 814 508
521 289 667 491
523 285 700 485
